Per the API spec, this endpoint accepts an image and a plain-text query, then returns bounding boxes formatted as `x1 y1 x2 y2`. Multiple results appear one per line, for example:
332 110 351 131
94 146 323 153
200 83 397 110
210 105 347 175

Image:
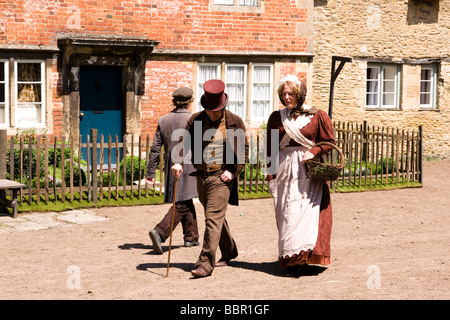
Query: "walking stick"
165 176 178 277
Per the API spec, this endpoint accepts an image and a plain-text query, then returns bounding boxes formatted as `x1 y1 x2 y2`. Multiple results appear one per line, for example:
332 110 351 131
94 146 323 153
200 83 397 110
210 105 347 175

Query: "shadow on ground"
118 242 181 255
232 261 327 278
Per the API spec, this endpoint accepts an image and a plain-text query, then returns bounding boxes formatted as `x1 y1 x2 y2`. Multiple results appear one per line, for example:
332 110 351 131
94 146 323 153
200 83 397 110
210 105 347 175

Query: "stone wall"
312 0 450 158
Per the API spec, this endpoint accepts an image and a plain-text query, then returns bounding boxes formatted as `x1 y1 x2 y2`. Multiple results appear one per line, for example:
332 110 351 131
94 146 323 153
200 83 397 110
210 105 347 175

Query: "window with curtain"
239 0 258 6
0 61 7 126
197 63 220 112
226 64 247 120
251 64 272 121
198 62 274 122
15 61 45 127
366 64 399 109
420 65 437 109
213 0 259 6
366 66 379 107
214 0 233 5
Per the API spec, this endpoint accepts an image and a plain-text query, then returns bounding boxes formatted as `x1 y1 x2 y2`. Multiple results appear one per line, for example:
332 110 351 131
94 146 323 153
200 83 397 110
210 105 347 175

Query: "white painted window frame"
197 63 221 113
14 60 46 129
225 63 247 120
213 0 259 6
250 63 273 122
0 60 9 128
419 64 437 110
366 64 400 110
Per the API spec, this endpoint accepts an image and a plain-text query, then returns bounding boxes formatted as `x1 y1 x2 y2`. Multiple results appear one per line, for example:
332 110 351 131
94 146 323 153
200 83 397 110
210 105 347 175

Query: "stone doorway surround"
57 34 159 143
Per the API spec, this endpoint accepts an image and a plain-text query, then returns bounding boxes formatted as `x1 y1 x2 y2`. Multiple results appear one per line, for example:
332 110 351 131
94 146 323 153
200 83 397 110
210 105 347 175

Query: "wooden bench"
0 179 26 218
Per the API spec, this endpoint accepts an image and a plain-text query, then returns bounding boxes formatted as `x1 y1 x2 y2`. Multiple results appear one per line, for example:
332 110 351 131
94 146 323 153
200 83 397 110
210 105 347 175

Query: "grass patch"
14 179 422 214
239 190 272 200
239 184 271 200
17 190 164 213
334 181 422 193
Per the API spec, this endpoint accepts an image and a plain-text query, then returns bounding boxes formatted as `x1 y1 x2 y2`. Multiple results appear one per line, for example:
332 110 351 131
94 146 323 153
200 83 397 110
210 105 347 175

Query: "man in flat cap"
172 79 249 278
146 87 199 254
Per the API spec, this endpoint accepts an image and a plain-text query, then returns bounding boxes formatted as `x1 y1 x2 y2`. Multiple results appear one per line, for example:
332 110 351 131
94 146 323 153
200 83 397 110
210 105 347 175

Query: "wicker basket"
305 142 345 181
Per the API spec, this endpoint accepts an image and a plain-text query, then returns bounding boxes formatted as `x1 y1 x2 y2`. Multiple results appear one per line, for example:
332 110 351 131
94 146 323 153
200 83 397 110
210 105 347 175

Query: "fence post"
91 129 98 204
418 125 423 184
0 130 6 179
362 120 368 162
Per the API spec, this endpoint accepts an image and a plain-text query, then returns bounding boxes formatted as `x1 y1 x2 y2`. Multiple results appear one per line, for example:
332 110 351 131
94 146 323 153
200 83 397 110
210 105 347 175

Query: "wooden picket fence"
331 121 423 191
0 129 165 205
240 121 422 194
0 121 422 208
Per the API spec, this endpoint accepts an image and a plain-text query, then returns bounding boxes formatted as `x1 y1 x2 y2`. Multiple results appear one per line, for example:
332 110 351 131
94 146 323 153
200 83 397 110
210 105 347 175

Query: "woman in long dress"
267 75 336 276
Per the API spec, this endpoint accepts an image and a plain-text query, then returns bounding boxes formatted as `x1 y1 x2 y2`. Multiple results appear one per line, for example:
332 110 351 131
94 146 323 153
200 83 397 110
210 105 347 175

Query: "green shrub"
48 147 72 167
239 163 264 182
64 164 87 187
100 170 118 187
7 147 46 182
381 157 396 174
119 155 146 185
341 157 398 177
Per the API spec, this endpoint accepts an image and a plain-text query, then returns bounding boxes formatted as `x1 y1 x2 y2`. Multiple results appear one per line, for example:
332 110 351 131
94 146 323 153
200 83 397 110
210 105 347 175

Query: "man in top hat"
146 86 199 254
172 79 249 278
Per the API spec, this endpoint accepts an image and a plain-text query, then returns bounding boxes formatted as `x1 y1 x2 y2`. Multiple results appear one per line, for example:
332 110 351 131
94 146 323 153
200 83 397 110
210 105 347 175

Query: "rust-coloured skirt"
278 183 333 270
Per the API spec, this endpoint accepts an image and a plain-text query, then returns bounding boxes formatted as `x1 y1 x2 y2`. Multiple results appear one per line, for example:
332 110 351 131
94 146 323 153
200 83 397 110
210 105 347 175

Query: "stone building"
312 0 449 158
0 0 448 158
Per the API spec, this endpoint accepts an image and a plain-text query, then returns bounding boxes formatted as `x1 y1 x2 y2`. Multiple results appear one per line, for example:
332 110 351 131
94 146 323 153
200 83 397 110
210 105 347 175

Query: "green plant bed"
17 190 165 213
239 190 272 200
238 184 271 200
15 178 422 214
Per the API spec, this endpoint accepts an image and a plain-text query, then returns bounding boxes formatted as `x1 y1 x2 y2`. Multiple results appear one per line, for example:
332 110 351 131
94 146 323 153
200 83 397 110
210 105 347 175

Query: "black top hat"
200 79 228 111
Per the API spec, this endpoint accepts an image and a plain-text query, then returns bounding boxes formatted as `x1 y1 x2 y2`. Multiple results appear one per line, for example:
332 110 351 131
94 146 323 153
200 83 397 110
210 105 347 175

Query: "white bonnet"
277 74 302 91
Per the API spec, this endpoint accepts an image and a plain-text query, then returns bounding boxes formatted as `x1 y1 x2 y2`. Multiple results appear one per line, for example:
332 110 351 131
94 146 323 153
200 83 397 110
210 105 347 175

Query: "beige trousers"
195 175 238 274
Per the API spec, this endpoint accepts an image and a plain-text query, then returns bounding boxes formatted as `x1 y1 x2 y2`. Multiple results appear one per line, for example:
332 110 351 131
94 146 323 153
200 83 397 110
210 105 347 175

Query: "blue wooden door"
80 66 123 165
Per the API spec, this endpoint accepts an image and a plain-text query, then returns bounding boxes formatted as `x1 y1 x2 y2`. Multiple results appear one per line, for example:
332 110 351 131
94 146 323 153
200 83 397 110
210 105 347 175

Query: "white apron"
268 107 323 258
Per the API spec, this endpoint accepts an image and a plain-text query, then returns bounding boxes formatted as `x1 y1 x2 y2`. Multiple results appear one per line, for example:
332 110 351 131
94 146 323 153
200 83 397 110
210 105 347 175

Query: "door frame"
57 37 158 144
79 65 125 166
79 65 125 142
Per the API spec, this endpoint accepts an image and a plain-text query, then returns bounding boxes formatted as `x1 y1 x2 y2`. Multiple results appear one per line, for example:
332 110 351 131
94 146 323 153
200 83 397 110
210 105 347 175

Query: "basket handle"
312 141 345 166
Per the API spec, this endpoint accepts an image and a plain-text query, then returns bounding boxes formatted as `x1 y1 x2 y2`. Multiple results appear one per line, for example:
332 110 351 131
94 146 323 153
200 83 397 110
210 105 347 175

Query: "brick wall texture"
0 0 307 52
1 0 309 140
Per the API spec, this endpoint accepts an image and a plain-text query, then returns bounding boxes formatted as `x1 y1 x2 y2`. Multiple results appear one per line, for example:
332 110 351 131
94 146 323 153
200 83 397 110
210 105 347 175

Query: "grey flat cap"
173 87 193 101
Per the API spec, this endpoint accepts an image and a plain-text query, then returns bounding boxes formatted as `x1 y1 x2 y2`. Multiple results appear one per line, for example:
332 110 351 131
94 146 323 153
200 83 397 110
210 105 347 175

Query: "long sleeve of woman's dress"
309 110 336 158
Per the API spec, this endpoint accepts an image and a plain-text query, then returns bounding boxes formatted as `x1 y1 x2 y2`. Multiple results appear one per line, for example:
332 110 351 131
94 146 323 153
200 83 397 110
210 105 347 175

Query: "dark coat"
146 108 197 203
185 109 249 206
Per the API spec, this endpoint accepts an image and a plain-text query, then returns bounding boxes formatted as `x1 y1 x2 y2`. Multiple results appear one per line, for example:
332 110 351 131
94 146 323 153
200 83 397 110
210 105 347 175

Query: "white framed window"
251 64 273 122
0 60 8 127
420 65 437 109
197 63 221 112
198 62 274 123
213 0 259 6
366 64 400 109
239 0 259 6
214 0 233 4
225 64 247 120
14 60 45 128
